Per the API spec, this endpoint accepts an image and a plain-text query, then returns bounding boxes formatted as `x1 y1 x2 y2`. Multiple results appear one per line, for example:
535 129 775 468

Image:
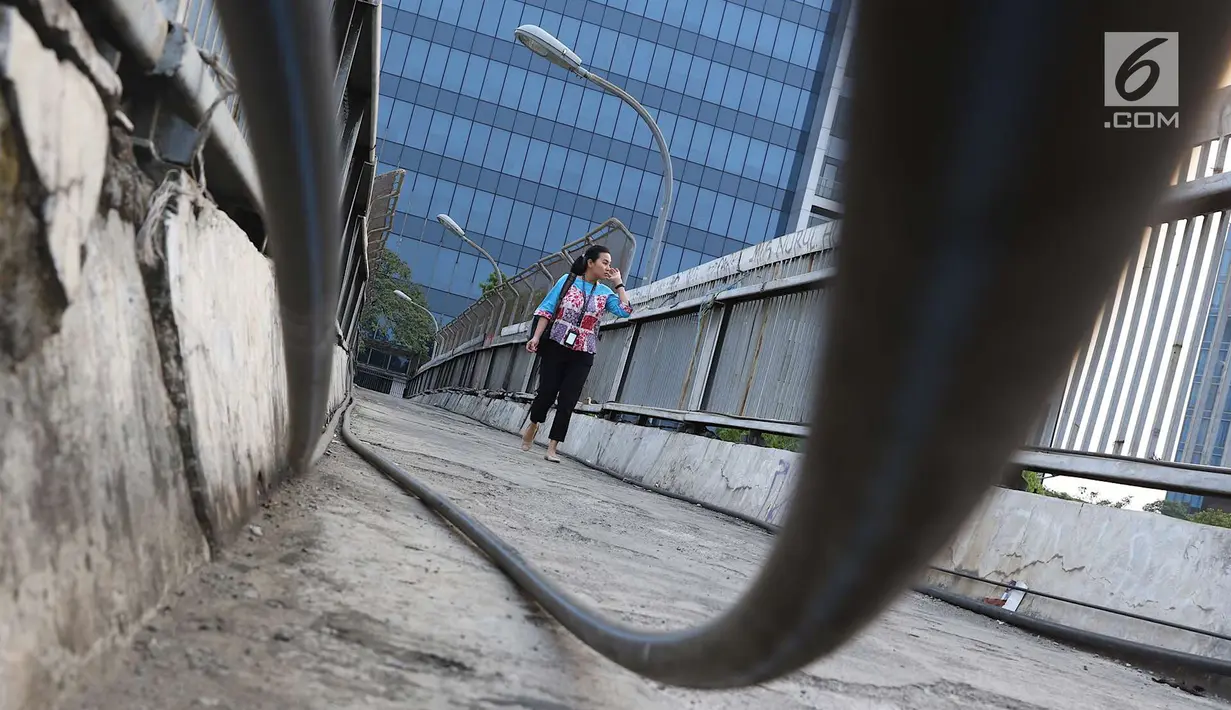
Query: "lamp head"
513 25 586 75
436 213 466 238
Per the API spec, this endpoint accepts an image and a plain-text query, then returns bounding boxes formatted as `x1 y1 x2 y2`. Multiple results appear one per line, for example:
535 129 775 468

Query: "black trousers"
529 338 594 442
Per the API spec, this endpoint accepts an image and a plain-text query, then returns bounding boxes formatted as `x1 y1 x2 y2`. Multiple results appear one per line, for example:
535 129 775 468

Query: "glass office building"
1174 242 1231 468
376 0 844 320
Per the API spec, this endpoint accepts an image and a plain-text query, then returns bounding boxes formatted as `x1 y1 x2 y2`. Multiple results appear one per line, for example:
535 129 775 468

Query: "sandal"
544 453 561 463
521 423 538 451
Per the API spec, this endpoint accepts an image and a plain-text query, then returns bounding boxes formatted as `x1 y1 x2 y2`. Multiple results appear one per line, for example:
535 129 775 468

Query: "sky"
1040 476 1164 512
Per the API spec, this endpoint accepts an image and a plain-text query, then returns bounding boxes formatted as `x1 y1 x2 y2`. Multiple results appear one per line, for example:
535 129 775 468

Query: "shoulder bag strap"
573 280 594 326
549 274 579 325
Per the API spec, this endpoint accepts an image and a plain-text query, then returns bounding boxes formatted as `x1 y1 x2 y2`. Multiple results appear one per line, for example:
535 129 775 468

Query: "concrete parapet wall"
328 344 352 417
416 391 802 526
0 193 209 710
606 221 838 315
0 7 352 709
420 390 1230 661
141 173 290 544
928 488 1231 661
0 10 207 708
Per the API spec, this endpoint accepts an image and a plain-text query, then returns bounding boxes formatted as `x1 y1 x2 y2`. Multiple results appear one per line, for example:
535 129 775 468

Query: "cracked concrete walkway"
63 392 1224 709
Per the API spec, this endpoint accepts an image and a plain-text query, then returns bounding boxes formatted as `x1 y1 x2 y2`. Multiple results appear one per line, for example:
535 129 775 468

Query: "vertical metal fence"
617 313 701 411
580 326 635 405
1047 124 1231 467
705 289 828 422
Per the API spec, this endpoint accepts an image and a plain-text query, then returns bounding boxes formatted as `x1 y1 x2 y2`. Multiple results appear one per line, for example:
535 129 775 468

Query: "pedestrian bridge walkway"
63 392 1223 709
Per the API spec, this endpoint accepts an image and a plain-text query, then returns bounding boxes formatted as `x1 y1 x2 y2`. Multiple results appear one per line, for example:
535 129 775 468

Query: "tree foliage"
1189 508 1231 528
1142 499 1194 520
479 270 506 296
1022 471 1231 529
1143 498 1231 528
1020 471 1130 508
359 247 436 358
716 427 804 452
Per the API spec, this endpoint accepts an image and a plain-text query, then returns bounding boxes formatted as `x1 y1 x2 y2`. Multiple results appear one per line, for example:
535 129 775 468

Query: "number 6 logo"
1104 32 1178 108
1115 37 1169 102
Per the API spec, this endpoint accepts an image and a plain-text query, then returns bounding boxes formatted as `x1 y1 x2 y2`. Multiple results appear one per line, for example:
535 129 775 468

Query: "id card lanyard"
563 281 594 348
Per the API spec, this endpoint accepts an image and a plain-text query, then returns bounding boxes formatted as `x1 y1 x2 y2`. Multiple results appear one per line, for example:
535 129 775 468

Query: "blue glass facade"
1164 491 1205 511
376 0 839 320
1175 242 1231 466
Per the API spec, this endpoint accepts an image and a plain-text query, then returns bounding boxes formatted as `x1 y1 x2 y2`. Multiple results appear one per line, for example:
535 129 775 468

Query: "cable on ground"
395 390 1231 675
222 0 1231 689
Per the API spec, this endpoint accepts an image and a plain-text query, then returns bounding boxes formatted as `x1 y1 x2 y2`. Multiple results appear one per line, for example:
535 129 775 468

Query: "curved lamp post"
438 213 505 286
393 288 441 356
438 213 509 336
513 24 674 284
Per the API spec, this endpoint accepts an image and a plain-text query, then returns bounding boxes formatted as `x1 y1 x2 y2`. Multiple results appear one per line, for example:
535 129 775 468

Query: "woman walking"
522 245 632 461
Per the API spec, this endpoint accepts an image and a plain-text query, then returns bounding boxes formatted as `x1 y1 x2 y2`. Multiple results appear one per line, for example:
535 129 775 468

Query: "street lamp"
437 213 505 286
513 24 674 284
393 288 441 355
437 213 509 337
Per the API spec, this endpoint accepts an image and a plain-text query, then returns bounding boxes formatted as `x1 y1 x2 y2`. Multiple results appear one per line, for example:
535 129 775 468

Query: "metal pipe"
97 0 262 210
233 0 1231 689
366 0 1231 688
401 385 1231 679
918 585 1231 677
214 0 340 468
930 566 1231 644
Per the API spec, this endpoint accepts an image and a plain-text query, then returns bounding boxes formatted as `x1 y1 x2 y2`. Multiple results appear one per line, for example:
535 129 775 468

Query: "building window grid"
386 165 776 295
1176 237 1231 461
1165 491 1206 510
391 0 830 71
379 66 797 191
391 40 809 154
381 9 818 129
378 0 822 317
1213 417 1231 464
378 96 789 234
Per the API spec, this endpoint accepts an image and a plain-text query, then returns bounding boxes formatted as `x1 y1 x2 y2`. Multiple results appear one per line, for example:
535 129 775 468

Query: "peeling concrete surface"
426 390 1231 661
0 11 207 710
0 5 358 709
8 0 123 103
0 206 208 710
61 393 1229 709
0 6 108 306
420 390 800 526
929 487 1231 661
139 172 289 545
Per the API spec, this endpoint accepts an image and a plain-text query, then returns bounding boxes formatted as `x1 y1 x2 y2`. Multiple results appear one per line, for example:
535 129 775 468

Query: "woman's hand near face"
605 268 631 310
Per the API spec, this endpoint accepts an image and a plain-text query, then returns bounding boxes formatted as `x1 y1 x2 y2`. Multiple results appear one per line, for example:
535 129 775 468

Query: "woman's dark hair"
570 244 611 275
